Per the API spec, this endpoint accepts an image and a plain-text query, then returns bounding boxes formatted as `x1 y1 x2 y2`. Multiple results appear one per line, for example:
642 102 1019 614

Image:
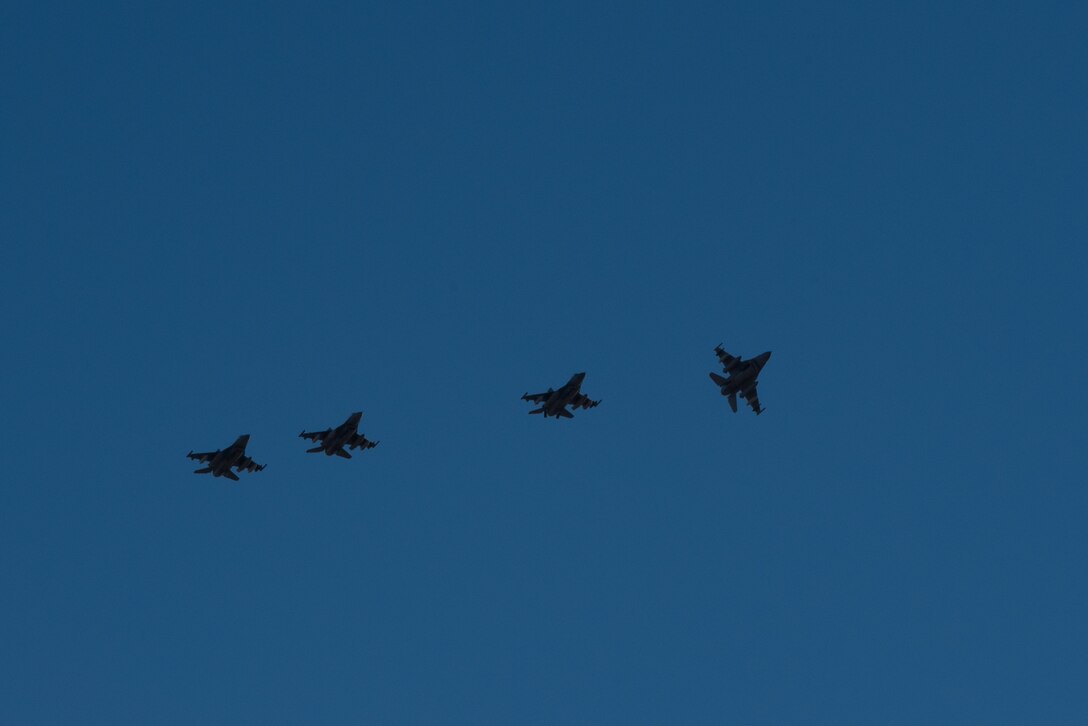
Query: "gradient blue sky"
2 2 1087 723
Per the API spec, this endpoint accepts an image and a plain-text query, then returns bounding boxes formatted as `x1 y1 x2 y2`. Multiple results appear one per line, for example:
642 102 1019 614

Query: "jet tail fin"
334 449 352 459
223 470 240 481
306 446 324 454
709 372 729 387
529 407 545 415
728 392 738 413
556 408 574 419
194 467 212 475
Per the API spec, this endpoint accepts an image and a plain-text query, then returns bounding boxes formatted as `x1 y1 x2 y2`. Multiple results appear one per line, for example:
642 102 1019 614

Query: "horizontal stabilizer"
194 467 211 475
728 392 738 413
529 407 545 415
556 408 574 419
709 372 728 387
335 449 353 459
306 446 324 454
223 470 240 481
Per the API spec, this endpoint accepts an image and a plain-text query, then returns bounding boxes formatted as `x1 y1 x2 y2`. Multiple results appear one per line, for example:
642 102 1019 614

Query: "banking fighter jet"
522 372 601 419
187 434 266 480
709 345 771 415
299 411 379 458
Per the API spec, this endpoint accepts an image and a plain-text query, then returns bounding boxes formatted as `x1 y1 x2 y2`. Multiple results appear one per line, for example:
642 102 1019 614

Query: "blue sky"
2 2 1086 723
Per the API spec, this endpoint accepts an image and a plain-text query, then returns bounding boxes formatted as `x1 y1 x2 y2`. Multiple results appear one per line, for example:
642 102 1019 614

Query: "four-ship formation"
186 346 771 480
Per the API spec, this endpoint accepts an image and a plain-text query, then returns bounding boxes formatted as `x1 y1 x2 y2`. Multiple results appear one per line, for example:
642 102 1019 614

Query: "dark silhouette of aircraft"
709 345 771 415
522 372 601 419
299 411 379 458
187 434 266 480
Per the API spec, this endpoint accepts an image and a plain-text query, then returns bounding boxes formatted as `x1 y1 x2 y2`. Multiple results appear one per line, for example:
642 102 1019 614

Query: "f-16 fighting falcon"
187 434 266 480
522 372 601 419
299 411 379 458
709 345 771 415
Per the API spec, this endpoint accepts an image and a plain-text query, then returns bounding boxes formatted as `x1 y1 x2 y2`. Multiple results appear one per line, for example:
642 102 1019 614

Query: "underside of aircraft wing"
715 345 741 371
521 390 552 404
347 433 379 450
741 384 763 415
235 456 265 473
187 450 217 463
570 392 600 410
299 428 330 443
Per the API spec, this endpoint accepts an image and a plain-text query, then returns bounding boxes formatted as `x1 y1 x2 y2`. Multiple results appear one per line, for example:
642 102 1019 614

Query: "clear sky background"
2 2 1087 723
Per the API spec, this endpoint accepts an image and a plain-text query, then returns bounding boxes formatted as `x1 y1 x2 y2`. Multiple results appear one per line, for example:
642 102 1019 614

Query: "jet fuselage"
316 412 363 455
206 435 250 477
716 352 770 395
542 372 586 416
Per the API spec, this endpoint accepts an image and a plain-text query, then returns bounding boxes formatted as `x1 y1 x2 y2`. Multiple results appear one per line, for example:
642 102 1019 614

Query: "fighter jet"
709 345 771 415
522 372 601 419
299 411 379 458
187 434 266 480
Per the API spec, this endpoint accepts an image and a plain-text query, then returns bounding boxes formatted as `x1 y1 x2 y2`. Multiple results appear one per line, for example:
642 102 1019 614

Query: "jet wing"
741 383 763 415
570 392 600 410
235 456 265 473
187 450 218 463
521 391 553 404
299 428 330 443
347 433 379 451
715 345 741 371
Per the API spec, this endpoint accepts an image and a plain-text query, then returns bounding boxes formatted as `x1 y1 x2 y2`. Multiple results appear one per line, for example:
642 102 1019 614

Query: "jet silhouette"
709 345 771 415
187 434 266 480
522 372 601 419
299 411 379 459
